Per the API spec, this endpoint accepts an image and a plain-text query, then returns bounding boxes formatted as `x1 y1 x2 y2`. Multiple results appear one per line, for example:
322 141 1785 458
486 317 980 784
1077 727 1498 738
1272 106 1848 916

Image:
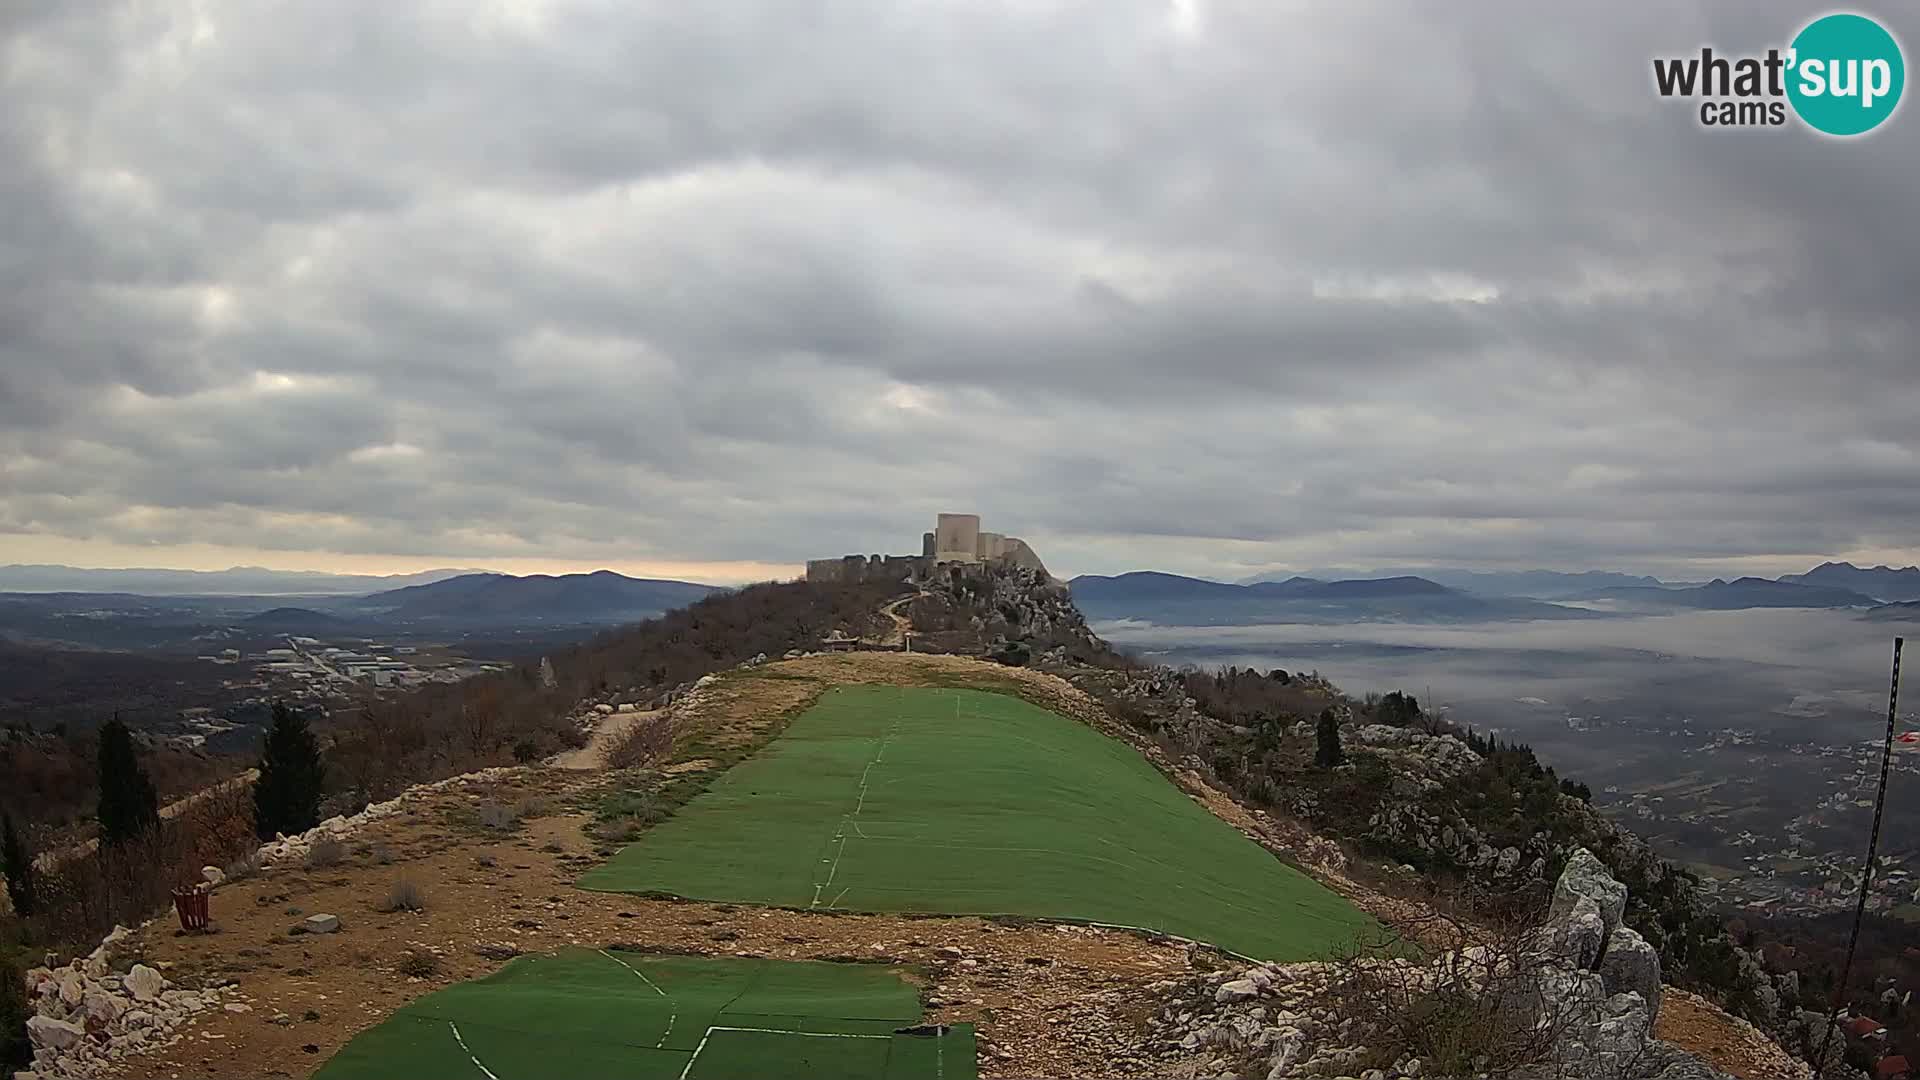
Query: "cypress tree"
1 813 35 916
253 703 326 841
96 717 160 845
1 953 29 1072
1314 708 1346 768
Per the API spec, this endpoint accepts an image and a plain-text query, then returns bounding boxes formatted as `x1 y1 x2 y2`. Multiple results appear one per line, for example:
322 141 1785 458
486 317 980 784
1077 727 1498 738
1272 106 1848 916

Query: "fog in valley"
1101 609 1920 909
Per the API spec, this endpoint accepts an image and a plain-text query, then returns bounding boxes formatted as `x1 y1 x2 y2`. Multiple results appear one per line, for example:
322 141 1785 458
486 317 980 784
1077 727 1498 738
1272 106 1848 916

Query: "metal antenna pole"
1816 637 1904 1077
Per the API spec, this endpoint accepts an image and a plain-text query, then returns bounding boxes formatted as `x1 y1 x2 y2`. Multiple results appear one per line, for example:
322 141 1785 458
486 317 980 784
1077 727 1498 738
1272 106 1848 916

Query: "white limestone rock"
123 964 165 1002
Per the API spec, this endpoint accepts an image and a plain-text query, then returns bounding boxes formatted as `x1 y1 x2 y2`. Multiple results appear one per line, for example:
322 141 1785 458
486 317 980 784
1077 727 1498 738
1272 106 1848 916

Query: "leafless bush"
1317 896 1573 1076
605 715 675 771
367 842 394 865
380 878 426 913
31 795 258 958
397 947 441 978
511 795 553 821
223 849 262 882
303 838 345 869
475 802 514 830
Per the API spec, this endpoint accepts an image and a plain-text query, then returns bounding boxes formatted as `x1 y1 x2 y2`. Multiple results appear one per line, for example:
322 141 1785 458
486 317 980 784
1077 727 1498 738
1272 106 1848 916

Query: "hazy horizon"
5 552 1919 593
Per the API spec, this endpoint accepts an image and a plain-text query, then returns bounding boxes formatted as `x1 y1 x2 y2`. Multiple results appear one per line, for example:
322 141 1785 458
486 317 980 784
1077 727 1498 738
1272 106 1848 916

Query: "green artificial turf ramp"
314 950 974 1080
579 685 1373 960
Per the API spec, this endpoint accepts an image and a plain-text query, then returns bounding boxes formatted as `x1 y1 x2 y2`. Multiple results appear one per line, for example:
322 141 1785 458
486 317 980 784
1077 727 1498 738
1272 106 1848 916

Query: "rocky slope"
1140 851 1806 1080
921 565 1827 1076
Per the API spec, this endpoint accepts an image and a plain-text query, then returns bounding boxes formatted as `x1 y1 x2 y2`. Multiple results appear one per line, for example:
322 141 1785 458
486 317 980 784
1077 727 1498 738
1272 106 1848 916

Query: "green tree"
1376 691 1422 727
96 717 160 845
1 812 35 916
2 953 29 1073
253 702 327 841
1315 708 1346 768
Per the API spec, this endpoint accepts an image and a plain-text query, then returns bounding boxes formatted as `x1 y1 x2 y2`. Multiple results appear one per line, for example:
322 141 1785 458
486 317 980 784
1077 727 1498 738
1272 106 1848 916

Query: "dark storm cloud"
2 0 1917 579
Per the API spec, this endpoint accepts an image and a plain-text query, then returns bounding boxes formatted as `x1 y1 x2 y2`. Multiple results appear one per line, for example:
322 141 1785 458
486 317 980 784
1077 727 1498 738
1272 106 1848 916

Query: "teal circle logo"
1787 13 1905 136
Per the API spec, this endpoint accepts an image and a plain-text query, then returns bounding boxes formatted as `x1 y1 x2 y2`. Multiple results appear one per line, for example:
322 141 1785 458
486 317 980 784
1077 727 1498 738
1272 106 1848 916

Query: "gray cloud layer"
3 1 1917 580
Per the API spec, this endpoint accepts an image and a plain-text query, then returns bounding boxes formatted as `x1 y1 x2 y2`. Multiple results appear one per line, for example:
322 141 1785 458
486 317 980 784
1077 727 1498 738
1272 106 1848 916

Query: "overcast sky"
3 1 1916 584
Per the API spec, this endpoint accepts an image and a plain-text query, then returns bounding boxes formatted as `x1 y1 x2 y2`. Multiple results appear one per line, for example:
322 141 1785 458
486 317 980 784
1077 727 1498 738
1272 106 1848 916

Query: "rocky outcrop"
1141 850 1767 1080
18 925 239 1079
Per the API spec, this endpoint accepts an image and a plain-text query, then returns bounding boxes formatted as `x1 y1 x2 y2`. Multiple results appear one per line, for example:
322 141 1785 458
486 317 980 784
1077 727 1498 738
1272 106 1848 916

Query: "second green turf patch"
579 685 1372 960
314 950 971 1080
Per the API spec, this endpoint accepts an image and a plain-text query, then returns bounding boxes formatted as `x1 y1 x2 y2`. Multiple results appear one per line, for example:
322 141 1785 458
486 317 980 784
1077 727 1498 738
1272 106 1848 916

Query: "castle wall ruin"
806 513 1049 582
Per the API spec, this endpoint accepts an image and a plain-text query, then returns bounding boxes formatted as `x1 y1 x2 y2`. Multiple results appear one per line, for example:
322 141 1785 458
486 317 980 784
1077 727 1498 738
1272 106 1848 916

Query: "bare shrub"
303 838 345 870
605 715 675 771
368 842 394 866
223 849 263 883
511 795 554 821
397 947 441 978
589 788 663 844
380 878 426 913
474 802 514 830
1317 894 1575 1077
32 798 259 957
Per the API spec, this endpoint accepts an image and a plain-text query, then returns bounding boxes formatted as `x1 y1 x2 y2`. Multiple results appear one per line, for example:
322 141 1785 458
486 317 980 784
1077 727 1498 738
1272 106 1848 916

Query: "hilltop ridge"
8 567 1832 1080
357 570 718 622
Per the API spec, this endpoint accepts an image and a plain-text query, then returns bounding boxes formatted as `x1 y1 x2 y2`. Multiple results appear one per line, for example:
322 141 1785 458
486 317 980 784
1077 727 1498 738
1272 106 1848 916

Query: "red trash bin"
172 884 210 932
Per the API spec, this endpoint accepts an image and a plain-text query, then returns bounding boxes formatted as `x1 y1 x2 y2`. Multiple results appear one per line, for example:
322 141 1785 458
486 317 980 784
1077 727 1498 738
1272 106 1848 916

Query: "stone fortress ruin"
805 513 1049 584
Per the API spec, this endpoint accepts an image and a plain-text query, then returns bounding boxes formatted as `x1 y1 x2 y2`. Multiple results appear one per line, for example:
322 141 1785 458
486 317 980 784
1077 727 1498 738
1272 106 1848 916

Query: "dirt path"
549 709 662 770
876 590 925 647
1656 988 1812 1079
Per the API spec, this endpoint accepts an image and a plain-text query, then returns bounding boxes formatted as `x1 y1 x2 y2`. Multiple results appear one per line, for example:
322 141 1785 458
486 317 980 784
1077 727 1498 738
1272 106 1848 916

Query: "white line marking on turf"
677 1026 892 1080
600 949 677 1048
812 716 900 910
448 1021 501 1080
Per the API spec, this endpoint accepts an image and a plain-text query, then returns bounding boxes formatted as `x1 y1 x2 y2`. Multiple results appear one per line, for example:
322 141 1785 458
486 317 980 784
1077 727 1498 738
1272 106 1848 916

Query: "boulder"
1215 978 1260 1003
1598 927 1663 1020
82 990 124 1023
123 964 165 1002
1496 846 1522 877
1549 848 1627 948
26 1016 85 1051
202 864 226 887
304 913 342 934
57 971 85 1008
1551 897 1607 971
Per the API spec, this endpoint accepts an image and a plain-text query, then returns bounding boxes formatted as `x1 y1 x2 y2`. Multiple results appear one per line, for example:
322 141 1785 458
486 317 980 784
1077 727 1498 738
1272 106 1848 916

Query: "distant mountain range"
1779 562 1920 604
1070 572 1592 626
0 564 484 596
354 571 719 623
1865 600 1920 622
1574 577 1878 611
0 569 723 650
242 606 350 629
1242 567 1673 599
1080 561 1915 626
